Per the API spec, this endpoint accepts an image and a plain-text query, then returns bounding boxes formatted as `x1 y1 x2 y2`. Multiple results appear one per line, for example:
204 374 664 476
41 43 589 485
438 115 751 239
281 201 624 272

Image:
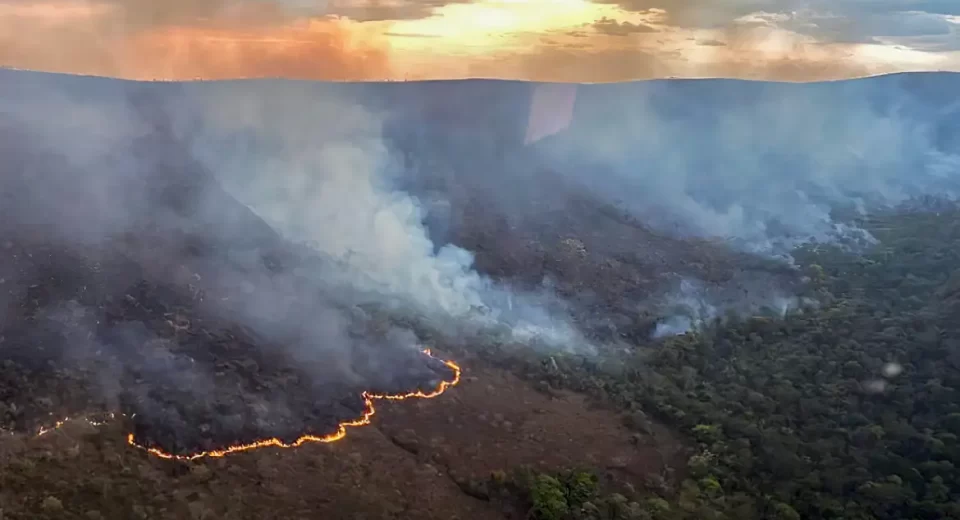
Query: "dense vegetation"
481 204 960 520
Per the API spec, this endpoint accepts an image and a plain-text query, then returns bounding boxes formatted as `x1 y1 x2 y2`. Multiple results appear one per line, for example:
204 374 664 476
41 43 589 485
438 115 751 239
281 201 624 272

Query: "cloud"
99 0 279 29
324 0 461 22
842 0 960 17
588 0 774 29
770 9 959 50
469 29 875 83
0 0 392 80
592 16 659 36
593 0 960 47
383 31 442 38
0 0 956 81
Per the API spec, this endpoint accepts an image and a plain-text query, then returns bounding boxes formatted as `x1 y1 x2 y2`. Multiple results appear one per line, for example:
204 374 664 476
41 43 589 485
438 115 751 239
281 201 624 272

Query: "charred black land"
0 85 455 456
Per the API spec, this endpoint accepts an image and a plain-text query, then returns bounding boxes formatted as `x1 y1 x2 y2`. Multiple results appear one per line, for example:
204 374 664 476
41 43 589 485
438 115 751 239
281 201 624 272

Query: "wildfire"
30 349 461 461
36 413 117 437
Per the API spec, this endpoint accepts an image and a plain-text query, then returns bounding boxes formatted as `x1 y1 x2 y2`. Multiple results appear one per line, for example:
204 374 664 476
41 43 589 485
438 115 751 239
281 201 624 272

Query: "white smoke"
650 277 810 338
169 81 588 352
533 78 960 256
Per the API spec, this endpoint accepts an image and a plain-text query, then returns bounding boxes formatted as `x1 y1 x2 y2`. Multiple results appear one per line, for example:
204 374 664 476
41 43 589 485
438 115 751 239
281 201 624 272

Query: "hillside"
0 69 959 519
0 69 694 519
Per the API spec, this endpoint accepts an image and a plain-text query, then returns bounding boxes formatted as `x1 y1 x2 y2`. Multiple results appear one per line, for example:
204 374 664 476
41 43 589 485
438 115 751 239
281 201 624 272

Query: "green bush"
561 470 599 508
530 475 570 520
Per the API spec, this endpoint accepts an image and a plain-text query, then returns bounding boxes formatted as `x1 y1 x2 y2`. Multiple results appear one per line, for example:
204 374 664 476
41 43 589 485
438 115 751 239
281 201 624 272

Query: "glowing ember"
30 349 461 460
36 413 117 436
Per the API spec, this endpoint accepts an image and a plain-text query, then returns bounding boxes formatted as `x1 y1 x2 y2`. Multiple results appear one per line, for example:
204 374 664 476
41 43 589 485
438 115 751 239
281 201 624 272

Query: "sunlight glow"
387 0 621 52
0 1 111 21
854 42 950 67
0 0 956 81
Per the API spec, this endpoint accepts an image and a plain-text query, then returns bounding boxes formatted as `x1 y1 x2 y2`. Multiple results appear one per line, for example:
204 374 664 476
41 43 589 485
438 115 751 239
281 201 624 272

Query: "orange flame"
35 413 116 436
125 349 461 460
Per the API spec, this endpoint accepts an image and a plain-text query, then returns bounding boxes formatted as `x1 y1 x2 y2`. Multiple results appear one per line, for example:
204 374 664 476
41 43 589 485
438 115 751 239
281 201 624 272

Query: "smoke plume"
508 75 958 335
0 71 583 453
149 80 589 353
530 76 960 257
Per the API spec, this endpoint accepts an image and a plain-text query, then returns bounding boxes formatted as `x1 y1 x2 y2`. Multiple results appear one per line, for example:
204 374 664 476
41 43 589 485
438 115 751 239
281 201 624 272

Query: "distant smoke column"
524 83 578 145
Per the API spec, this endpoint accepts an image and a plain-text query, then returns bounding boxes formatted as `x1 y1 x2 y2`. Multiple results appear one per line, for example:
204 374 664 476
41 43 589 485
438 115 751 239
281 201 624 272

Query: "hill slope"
0 69 958 519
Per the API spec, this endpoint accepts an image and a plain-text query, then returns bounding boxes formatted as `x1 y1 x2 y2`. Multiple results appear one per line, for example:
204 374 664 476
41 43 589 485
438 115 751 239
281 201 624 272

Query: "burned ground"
1 356 685 520
0 111 457 458
0 75 705 519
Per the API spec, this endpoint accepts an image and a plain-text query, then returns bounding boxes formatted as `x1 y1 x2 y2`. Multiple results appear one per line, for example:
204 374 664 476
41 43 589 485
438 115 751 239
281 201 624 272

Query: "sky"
0 0 958 82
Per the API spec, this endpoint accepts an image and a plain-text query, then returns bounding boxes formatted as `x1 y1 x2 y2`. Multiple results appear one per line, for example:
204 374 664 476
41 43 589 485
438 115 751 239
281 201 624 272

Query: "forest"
471 201 960 520
3 70 960 519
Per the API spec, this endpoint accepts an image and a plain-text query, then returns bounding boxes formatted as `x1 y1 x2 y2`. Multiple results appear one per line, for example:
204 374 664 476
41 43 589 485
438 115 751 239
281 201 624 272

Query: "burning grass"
23 350 461 460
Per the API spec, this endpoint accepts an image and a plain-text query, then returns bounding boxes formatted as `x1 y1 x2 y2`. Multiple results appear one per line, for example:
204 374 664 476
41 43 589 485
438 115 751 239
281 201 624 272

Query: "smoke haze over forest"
0 70 958 448
4 70 959 345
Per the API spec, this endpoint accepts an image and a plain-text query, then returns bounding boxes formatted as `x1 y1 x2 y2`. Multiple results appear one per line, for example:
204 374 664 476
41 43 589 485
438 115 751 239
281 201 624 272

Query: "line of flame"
36 413 117 437
125 349 461 460
27 350 461 460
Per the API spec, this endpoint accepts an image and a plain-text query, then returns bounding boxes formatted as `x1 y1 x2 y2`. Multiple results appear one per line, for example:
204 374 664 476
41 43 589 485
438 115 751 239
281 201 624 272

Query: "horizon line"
2 66 957 86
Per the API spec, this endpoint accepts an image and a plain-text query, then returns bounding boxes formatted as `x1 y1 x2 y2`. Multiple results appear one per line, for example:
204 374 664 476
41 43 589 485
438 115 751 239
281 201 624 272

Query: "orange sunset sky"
0 0 958 82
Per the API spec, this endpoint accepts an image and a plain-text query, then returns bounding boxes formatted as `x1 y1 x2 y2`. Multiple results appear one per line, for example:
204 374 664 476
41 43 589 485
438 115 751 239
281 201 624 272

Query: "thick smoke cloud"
0 71 587 448
172 82 486 316
532 77 960 258
1 72 585 356
509 75 960 335
164 80 588 351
